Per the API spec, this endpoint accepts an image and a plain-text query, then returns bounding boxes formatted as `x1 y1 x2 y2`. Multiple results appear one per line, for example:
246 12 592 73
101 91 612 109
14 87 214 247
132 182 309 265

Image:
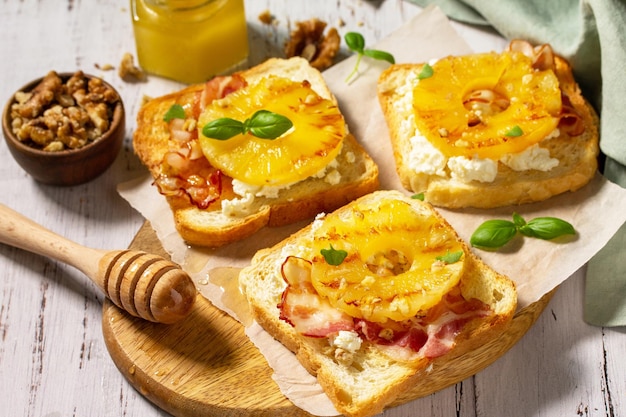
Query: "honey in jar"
130 0 249 84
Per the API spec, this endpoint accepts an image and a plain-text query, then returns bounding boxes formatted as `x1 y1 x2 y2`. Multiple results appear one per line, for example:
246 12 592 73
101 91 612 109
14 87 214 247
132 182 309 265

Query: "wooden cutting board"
102 221 554 417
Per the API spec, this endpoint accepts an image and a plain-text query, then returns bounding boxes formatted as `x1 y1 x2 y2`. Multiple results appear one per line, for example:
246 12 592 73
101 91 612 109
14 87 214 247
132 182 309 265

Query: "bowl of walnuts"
2 71 125 186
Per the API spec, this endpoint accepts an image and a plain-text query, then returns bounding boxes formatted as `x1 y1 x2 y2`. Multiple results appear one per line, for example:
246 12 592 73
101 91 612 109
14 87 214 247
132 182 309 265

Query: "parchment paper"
118 6 626 415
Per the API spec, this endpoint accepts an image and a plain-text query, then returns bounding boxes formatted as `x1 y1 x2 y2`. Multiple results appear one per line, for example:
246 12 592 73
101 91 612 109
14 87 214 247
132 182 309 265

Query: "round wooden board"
102 222 554 417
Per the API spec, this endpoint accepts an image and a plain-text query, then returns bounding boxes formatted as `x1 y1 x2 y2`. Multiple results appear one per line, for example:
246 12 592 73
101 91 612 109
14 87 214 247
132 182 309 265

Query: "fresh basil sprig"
202 110 293 140
320 244 348 266
470 213 576 250
344 32 395 83
163 104 186 122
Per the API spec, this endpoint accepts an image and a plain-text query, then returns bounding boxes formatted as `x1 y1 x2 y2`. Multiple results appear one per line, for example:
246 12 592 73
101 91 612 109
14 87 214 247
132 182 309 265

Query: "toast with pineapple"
377 40 599 208
239 190 517 417
133 57 379 247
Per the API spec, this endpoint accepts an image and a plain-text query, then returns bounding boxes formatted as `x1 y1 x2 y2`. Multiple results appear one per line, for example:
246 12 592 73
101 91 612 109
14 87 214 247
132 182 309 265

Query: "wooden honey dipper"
0 203 196 324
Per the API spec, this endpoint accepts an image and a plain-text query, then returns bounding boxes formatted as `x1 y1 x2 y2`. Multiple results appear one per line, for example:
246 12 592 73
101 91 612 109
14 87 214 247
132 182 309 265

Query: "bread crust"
239 190 517 417
133 57 379 247
377 52 599 209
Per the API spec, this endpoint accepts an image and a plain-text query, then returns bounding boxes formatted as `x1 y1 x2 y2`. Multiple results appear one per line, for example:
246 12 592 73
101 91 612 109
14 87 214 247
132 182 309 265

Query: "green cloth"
407 0 626 326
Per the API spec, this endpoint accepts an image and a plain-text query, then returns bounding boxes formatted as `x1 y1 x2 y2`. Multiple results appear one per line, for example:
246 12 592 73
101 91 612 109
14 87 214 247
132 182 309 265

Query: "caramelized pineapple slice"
197 76 345 186
413 51 561 160
310 198 466 323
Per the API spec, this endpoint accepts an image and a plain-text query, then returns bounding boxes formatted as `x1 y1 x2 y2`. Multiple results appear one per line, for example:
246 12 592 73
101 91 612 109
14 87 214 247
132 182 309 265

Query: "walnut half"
284 18 340 70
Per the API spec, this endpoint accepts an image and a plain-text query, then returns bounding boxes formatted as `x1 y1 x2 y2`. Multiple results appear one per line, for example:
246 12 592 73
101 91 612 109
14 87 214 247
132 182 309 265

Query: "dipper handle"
0 203 196 324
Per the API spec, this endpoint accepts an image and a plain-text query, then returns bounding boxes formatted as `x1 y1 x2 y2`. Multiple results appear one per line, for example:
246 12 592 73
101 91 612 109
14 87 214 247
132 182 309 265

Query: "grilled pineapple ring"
198 76 345 186
310 197 466 323
413 51 562 160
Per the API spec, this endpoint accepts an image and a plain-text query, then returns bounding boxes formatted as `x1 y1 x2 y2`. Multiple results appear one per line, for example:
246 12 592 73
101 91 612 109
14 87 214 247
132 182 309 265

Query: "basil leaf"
245 110 293 139
321 244 348 266
345 32 365 53
520 217 576 240
470 219 518 249
202 110 293 141
411 193 425 201
436 250 463 264
418 63 434 80
202 118 244 140
363 49 395 64
505 125 523 137
163 104 186 122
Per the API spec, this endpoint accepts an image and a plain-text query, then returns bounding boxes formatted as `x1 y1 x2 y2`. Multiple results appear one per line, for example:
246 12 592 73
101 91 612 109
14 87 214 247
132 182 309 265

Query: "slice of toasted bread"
239 190 517 417
376 47 599 209
133 57 379 247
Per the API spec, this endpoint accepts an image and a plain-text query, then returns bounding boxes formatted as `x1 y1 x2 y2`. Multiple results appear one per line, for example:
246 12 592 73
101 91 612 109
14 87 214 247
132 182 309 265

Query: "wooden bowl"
2 72 125 186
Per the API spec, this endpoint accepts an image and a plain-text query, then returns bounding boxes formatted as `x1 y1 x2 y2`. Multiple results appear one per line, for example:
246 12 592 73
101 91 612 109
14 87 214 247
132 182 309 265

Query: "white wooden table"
1 1 623 416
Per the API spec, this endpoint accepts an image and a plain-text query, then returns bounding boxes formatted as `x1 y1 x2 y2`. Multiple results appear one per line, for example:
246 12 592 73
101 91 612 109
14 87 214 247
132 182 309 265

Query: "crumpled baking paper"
118 5 626 415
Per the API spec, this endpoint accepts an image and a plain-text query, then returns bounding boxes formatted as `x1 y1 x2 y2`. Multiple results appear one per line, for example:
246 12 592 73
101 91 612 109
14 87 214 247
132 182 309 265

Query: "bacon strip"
353 287 489 359
507 39 584 137
278 256 354 337
507 39 555 72
154 149 223 210
155 74 248 208
168 118 194 143
195 73 247 117
278 256 491 357
559 93 586 136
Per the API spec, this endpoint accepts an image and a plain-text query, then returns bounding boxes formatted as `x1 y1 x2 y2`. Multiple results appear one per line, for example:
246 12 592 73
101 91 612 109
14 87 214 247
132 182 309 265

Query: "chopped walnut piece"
258 9 273 25
43 141 65 152
17 71 62 119
118 52 146 82
95 63 115 71
65 71 87 95
24 122 55 146
284 18 340 70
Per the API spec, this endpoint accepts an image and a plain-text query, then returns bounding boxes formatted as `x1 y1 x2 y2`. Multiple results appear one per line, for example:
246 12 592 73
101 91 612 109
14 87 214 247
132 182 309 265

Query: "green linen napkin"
407 0 626 326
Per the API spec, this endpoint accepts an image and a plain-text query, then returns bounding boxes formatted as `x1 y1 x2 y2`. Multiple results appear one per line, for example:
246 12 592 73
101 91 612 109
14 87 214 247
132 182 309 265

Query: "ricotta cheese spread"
448 155 498 183
407 134 448 177
500 134 560 172
330 330 362 353
222 156 343 217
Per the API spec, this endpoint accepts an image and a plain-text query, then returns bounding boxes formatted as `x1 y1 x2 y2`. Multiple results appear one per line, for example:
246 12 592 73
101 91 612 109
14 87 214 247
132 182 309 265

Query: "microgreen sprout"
344 32 395 84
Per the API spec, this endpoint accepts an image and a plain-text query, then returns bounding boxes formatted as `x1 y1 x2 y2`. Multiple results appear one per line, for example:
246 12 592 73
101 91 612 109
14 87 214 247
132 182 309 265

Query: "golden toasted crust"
133 58 379 247
376 54 599 209
239 190 517 417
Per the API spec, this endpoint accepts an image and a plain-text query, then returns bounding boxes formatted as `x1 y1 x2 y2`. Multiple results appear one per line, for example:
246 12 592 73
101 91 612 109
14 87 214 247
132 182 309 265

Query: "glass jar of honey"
130 0 249 84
